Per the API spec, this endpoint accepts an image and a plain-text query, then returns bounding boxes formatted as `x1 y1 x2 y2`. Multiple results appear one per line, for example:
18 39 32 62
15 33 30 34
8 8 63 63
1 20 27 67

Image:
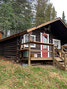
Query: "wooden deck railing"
19 41 67 69
62 45 67 70
62 45 67 53
54 46 67 70
20 41 54 65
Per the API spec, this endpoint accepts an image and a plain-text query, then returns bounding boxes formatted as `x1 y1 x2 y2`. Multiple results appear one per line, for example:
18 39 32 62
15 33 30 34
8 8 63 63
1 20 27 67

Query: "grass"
0 61 67 89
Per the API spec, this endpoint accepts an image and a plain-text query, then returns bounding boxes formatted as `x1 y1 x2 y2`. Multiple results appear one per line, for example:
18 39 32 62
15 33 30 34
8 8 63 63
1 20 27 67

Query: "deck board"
31 57 53 61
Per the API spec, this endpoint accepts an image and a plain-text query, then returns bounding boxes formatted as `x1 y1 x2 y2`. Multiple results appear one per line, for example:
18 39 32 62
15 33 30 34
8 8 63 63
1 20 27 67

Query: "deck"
19 37 67 71
31 57 52 61
22 57 53 61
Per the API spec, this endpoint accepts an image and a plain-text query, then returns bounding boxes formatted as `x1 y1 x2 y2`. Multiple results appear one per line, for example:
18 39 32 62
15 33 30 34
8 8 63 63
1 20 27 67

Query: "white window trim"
30 35 36 48
23 34 36 48
53 39 61 49
24 34 28 47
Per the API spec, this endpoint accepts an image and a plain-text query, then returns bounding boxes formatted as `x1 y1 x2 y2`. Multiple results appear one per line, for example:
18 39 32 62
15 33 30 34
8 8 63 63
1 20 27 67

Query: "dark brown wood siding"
0 43 4 56
0 38 17 58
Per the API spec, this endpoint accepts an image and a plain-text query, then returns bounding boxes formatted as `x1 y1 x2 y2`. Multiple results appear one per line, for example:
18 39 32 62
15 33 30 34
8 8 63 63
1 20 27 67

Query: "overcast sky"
50 0 67 20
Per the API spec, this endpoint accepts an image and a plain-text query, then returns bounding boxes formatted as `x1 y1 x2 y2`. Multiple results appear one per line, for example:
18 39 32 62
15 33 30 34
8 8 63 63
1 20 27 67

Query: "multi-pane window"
22 34 36 48
30 35 36 47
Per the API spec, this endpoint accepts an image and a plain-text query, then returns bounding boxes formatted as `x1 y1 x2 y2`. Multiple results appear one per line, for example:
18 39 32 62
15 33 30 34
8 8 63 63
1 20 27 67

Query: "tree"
62 11 66 23
51 7 57 20
11 0 32 30
0 0 32 37
35 0 48 26
35 0 57 26
45 3 52 22
0 3 14 37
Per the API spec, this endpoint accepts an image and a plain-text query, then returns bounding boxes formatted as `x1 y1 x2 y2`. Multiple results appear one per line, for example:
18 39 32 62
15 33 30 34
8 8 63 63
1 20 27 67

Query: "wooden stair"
54 57 67 71
54 46 67 71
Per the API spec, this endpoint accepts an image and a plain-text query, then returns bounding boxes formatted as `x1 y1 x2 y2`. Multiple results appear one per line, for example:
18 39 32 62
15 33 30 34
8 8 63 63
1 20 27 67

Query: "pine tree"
51 7 57 20
35 0 48 26
35 0 57 26
45 3 52 22
62 11 66 23
0 0 32 37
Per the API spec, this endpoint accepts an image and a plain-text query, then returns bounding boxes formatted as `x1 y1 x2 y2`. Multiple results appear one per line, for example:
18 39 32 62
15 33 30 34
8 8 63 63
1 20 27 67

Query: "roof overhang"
27 18 67 32
0 18 67 43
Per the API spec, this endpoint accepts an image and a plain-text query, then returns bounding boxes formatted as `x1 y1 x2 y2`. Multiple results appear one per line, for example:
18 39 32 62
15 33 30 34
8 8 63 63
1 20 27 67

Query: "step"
59 62 64 65
54 58 65 70
55 57 64 62
65 68 67 71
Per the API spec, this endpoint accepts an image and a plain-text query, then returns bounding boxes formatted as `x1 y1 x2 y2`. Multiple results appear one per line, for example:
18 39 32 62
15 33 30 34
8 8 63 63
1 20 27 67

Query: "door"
41 33 49 57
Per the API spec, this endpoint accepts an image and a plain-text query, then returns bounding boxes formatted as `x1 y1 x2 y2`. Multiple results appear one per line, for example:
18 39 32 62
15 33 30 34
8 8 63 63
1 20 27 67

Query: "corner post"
28 33 31 66
52 45 55 66
61 46 63 58
64 54 66 71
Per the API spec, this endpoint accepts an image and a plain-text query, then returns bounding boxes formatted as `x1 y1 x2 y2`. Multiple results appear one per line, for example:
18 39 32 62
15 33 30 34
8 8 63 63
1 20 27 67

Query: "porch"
18 34 67 70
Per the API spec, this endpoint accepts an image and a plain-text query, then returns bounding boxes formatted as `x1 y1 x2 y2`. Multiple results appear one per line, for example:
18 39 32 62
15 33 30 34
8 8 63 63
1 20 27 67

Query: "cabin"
0 18 67 70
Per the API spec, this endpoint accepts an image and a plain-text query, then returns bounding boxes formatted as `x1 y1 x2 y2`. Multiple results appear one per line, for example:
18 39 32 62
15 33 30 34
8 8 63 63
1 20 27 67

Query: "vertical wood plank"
16 37 20 62
20 36 22 50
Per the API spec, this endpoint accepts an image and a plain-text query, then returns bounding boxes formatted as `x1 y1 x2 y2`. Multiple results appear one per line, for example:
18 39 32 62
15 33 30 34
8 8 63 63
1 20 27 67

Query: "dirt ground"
0 56 16 64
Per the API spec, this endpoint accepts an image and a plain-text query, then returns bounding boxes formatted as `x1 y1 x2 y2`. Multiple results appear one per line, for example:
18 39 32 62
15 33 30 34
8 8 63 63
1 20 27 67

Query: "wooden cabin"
0 18 67 70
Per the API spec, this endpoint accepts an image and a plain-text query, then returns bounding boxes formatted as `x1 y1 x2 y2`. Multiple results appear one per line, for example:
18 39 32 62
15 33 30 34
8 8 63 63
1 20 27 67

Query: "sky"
50 0 67 20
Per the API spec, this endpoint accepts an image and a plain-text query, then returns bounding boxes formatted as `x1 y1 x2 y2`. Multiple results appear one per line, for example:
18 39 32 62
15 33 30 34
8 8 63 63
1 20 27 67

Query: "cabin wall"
30 28 57 57
31 29 41 57
0 43 4 56
20 28 61 58
0 38 17 58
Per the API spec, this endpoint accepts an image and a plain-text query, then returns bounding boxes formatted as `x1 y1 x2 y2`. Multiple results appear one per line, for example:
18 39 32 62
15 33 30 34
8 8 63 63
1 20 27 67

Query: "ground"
0 57 67 89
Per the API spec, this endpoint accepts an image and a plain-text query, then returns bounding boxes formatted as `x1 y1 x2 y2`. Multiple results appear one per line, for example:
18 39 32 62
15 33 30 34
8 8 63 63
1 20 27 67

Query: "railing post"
64 54 66 70
53 45 55 66
61 46 63 52
61 46 63 57
28 33 31 66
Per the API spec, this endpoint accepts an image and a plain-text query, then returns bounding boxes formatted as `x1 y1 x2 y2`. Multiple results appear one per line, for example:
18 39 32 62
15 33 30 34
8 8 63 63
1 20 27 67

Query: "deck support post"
64 54 66 70
61 46 63 58
52 45 55 66
28 33 31 66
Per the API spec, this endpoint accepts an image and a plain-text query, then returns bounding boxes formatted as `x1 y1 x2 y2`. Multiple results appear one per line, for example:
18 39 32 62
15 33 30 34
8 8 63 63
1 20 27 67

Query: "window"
23 34 36 48
30 35 36 47
43 36 47 48
53 39 61 49
24 34 29 47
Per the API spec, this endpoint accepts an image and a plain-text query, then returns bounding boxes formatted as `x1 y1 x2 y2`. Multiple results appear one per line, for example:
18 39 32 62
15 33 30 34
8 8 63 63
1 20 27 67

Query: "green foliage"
35 0 57 26
35 0 48 26
1 59 4 61
0 0 32 37
45 3 52 21
0 3 13 37
62 11 66 23
51 7 57 20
